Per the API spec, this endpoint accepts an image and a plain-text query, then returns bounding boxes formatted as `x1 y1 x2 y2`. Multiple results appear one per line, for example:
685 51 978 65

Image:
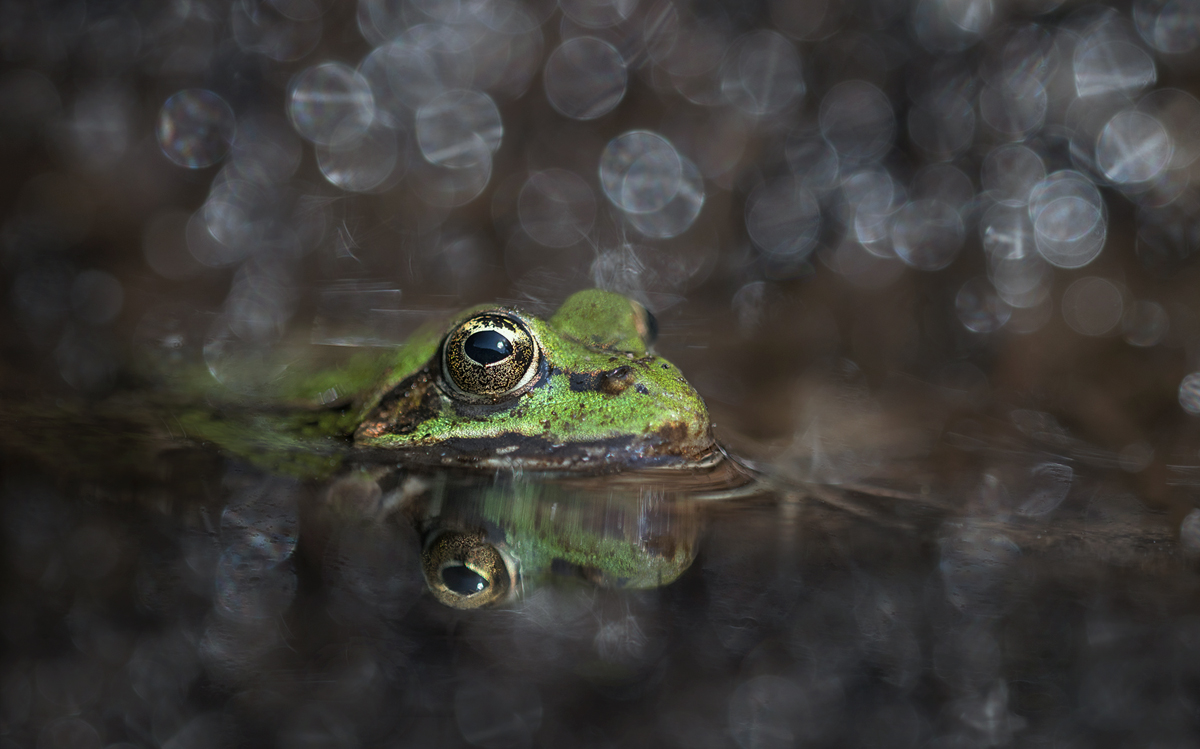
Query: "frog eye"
442 314 540 400
422 531 513 609
633 302 658 346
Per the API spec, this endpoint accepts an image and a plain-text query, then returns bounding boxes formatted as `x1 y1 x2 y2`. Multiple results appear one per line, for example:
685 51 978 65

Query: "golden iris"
422 531 513 609
442 314 539 400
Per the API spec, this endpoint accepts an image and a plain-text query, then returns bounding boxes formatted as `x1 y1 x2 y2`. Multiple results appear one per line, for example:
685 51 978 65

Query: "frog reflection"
411 480 700 609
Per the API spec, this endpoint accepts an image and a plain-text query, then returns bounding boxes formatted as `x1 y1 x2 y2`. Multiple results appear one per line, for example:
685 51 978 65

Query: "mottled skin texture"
349 290 714 471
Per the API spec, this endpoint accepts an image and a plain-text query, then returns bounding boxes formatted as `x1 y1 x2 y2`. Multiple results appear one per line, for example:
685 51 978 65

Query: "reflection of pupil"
464 330 512 365
442 565 488 595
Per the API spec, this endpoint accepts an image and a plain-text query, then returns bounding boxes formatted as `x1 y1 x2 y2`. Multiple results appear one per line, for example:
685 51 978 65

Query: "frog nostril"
598 365 634 395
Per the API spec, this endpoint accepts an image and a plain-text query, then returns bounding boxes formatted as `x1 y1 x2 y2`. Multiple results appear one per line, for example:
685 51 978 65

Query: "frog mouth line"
355 431 721 472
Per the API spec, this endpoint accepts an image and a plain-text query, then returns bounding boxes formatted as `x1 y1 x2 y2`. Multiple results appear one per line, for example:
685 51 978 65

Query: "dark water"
5 0 1200 746
3 441 1198 749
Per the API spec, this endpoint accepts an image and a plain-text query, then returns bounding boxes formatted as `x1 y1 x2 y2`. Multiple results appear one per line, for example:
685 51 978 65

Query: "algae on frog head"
349 289 714 472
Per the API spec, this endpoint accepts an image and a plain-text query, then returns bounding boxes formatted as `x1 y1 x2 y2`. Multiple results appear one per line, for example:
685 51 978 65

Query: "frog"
173 288 719 476
1 289 725 610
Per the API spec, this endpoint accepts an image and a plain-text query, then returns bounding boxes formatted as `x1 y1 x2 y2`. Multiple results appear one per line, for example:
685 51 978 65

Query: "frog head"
352 290 714 471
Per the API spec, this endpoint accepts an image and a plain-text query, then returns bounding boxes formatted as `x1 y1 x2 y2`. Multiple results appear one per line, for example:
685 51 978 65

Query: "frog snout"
598 365 634 395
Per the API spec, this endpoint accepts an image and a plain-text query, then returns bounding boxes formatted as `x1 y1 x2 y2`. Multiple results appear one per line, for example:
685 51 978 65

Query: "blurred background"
6 0 1200 746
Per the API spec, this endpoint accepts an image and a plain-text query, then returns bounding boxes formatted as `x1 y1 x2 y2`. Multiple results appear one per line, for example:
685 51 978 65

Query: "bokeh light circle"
544 37 627 120
288 63 376 147
819 81 895 163
599 131 683 214
745 177 821 260
625 156 705 239
156 89 236 169
415 89 502 167
1096 110 1172 184
720 30 805 116
892 199 964 271
1180 372 1200 415
956 277 1011 333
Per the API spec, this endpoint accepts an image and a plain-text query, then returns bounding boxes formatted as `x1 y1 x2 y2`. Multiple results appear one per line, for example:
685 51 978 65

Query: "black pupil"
442 565 488 595
464 330 512 365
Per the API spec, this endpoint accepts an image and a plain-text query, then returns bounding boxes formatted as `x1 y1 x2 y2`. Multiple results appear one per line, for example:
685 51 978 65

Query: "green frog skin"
164 289 716 476
351 290 714 470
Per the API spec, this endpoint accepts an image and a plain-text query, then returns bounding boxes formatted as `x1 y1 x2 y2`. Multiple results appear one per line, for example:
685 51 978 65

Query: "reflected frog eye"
442 314 540 400
422 531 513 609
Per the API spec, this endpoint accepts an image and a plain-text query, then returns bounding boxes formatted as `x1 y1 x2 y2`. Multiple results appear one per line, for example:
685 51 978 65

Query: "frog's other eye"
422 531 513 609
442 314 540 400
634 302 658 346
